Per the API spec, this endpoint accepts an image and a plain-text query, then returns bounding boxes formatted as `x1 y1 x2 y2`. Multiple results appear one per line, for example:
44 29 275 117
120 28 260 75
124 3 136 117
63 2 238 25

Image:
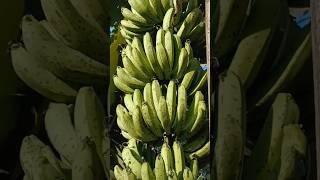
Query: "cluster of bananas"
10 0 108 102
113 0 209 178
113 29 207 94
113 139 209 180
19 87 110 179
211 0 311 179
116 80 207 142
120 0 205 44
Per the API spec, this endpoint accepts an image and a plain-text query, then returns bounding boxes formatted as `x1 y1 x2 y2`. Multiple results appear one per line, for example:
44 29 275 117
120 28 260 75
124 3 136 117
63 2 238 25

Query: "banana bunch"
116 80 207 141
114 29 207 94
19 135 66 180
10 15 108 103
120 0 205 44
18 87 110 179
114 139 204 179
244 93 302 179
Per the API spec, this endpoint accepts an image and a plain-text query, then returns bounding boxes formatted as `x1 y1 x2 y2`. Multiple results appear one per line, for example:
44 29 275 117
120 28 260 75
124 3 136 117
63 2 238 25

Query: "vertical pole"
311 0 320 179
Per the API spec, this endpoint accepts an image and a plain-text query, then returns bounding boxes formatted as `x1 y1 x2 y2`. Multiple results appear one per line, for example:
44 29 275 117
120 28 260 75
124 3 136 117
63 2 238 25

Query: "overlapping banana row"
40 0 108 62
19 87 110 179
116 80 208 142
10 15 108 103
243 93 307 180
114 29 207 94
113 138 209 180
120 0 205 44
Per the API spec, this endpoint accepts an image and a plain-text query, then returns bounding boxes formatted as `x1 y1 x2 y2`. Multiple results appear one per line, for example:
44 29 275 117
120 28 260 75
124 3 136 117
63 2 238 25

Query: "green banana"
189 21 205 43
143 83 154 106
122 147 143 178
20 135 65 179
166 80 177 126
156 37 171 79
120 27 134 41
164 30 175 70
183 168 195 180
161 142 175 174
131 37 153 70
121 26 144 39
113 75 135 93
190 158 199 179
177 8 202 39
22 15 108 85
214 0 250 58
173 140 185 176
72 138 104 180
152 80 163 109
215 72 245 180
129 0 158 22
143 32 164 79
121 7 149 25
40 0 108 62
229 29 272 89
173 48 189 80
132 106 157 141
123 45 134 60
45 103 80 165
68 0 107 30
122 131 134 140
185 91 204 132
132 47 154 77
141 162 156 180
133 89 143 108
278 124 307 180
163 8 175 31
116 105 140 139
173 35 182 61
155 155 168 180
181 70 197 90
40 145 65 175
185 0 198 15
244 93 300 180
174 85 187 134
189 71 208 96
141 102 163 137
74 87 108 176
189 100 207 137
124 94 135 114
181 58 202 90
122 56 150 82
188 141 210 160
254 33 311 107
158 96 171 134
40 20 69 46
118 67 146 89
184 40 194 61
114 165 124 180
10 43 77 103
121 20 153 33
184 127 208 152
149 0 165 19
